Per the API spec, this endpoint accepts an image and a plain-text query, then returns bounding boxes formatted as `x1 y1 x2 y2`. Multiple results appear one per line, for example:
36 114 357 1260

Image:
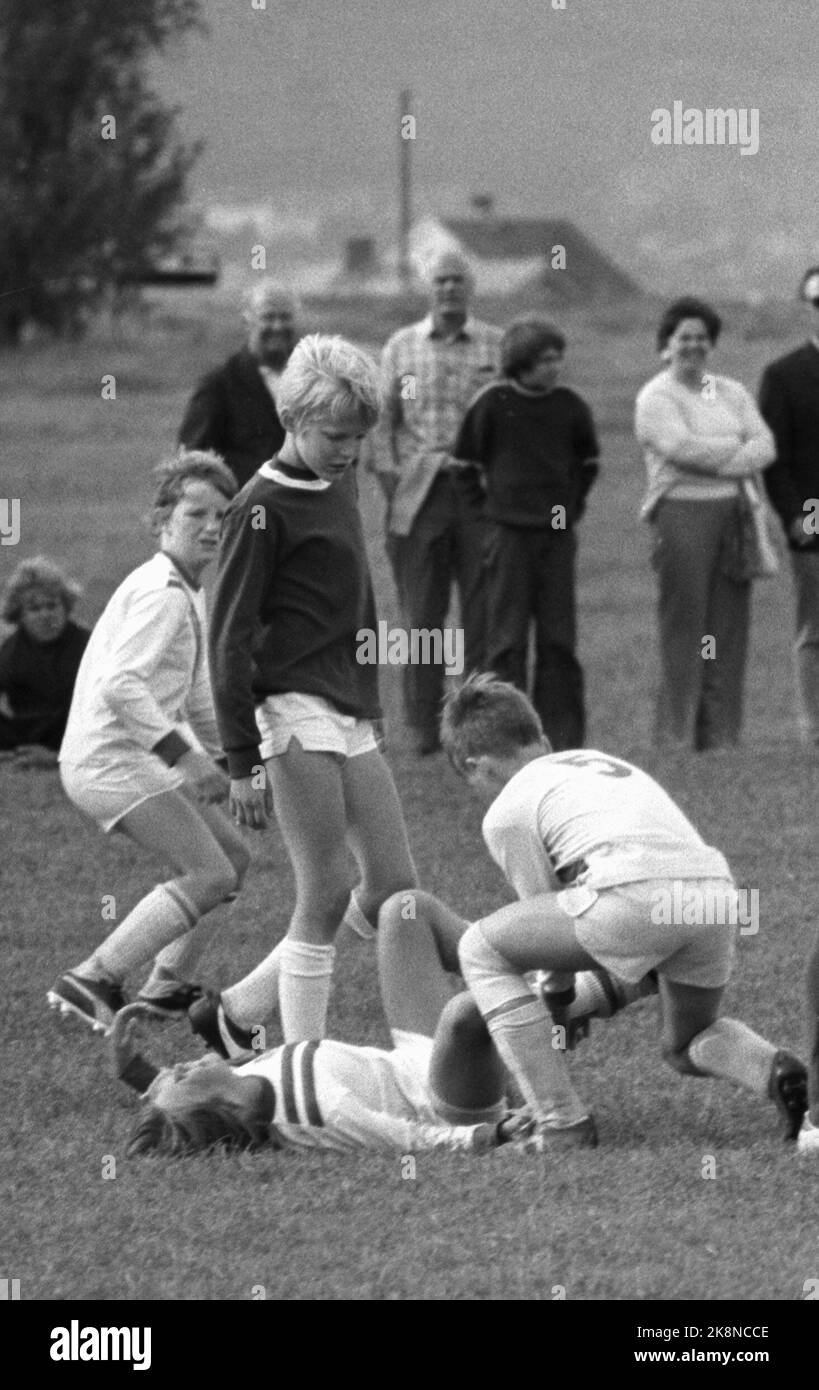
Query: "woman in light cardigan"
635 297 775 750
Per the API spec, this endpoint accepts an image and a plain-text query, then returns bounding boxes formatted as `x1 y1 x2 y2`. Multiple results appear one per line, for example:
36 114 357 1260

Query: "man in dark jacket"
178 281 300 488
759 267 819 742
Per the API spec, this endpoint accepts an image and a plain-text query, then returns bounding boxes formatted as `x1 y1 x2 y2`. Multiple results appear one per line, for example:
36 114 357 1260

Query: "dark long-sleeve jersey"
209 461 382 778
453 380 600 528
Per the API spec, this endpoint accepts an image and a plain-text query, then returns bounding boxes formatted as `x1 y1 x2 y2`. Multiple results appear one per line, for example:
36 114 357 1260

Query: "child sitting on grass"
0 556 89 768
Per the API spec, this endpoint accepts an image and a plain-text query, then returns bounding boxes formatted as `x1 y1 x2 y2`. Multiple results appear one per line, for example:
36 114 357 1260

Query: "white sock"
81 883 199 982
488 997 588 1126
460 922 587 1126
343 891 376 941
687 1018 777 1094
222 939 287 1030
279 939 336 1042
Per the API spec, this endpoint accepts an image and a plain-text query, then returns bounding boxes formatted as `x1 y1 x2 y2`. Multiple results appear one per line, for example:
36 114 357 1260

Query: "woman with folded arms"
635 296 775 750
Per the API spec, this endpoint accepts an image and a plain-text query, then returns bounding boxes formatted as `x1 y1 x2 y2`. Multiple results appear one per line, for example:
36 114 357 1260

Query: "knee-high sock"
79 883 199 983
459 923 587 1126
687 1018 777 1093
279 939 336 1042
221 939 287 1030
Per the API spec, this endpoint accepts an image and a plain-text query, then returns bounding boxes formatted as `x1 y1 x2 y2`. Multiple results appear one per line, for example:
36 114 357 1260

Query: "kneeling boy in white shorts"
441 674 807 1152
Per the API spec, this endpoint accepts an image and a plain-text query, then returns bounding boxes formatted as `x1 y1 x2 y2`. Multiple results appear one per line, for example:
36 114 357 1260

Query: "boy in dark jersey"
203 335 417 1047
453 317 599 749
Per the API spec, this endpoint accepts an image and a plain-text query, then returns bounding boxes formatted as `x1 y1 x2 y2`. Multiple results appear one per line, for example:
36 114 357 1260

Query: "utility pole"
398 87 413 290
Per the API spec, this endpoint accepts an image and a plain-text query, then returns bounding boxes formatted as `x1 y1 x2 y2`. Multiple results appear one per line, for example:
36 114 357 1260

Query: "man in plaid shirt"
373 252 502 753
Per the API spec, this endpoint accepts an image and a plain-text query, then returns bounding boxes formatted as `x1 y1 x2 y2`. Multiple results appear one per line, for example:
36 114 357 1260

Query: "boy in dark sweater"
453 317 600 749
0 557 89 766
201 334 417 1050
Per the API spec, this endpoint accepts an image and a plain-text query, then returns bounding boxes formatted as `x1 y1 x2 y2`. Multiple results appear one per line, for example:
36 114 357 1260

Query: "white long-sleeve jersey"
60 552 221 767
238 1036 495 1155
482 751 732 898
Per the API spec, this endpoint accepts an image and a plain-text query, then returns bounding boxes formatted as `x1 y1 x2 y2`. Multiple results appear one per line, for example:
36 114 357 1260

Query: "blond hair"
276 333 383 432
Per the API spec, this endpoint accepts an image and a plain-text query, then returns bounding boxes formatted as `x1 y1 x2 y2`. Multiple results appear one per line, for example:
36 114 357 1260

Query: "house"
407 212 640 300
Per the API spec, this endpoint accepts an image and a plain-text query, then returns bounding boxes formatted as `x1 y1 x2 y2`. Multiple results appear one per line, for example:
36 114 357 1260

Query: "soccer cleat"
514 1113 599 1153
188 991 257 1060
796 1115 819 1155
136 980 204 1019
767 1050 808 1142
47 971 127 1035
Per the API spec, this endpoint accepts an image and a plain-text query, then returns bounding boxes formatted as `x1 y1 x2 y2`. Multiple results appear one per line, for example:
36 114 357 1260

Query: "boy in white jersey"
48 453 249 1034
442 674 807 1152
115 895 520 1156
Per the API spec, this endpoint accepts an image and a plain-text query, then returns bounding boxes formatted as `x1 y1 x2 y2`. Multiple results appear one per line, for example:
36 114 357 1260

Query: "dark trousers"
651 498 750 750
484 522 585 751
388 473 487 733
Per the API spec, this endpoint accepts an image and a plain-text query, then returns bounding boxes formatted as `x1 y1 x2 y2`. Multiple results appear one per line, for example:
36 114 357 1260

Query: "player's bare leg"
261 742 350 1040
48 787 249 1033
377 891 505 1122
659 978 807 1141
342 748 418 939
141 791 250 1006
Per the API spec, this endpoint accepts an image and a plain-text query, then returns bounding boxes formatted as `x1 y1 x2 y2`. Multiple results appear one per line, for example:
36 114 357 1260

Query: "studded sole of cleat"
46 993 114 1036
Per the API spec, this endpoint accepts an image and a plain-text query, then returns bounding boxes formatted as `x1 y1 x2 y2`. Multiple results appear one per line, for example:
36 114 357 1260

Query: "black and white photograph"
2 0 818 1331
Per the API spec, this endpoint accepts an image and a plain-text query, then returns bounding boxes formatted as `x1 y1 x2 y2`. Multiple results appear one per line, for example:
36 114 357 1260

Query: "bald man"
374 253 502 754
179 281 300 489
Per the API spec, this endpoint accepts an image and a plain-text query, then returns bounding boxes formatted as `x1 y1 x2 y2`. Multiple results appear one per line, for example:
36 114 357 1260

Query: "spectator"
373 251 502 754
635 296 775 750
0 556 89 767
178 280 300 488
759 267 819 743
453 316 599 750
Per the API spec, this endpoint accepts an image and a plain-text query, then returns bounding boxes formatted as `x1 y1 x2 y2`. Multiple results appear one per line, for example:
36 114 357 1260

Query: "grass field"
2 295 818 1301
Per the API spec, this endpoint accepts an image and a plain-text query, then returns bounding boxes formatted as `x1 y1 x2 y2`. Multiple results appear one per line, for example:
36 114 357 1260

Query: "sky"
152 0 818 294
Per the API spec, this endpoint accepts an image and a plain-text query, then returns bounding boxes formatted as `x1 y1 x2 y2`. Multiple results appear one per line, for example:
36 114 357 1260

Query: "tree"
0 0 206 342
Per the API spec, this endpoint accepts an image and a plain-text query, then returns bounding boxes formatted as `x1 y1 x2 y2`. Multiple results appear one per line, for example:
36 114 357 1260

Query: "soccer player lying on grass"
116 893 642 1156
441 674 808 1152
47 451 249 1033
115 897 517 1156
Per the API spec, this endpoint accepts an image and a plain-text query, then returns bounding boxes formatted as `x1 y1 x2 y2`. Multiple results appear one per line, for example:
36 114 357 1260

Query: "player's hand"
177 749 230 804
789 515 814 548
229 773 273 830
